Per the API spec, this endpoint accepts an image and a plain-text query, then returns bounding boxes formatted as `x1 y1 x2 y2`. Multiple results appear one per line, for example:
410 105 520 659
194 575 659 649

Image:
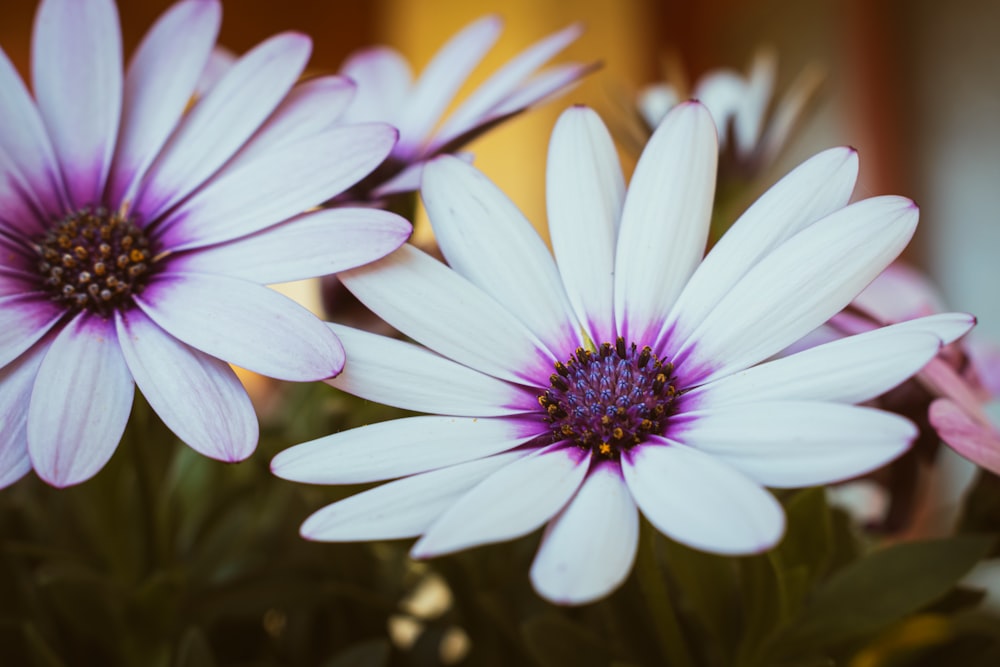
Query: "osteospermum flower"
637 48 821 175
273 103 963 605
0 0 410 488
336 15 592 199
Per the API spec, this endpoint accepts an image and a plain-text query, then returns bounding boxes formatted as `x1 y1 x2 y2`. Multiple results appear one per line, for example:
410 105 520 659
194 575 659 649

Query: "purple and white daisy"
638 49 821 175
272 103 965 605
0 0 410 488
336 15 592 199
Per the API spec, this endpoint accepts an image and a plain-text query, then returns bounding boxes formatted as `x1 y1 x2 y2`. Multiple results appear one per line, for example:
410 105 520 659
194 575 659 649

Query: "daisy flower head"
273 102 963 606
637 48 822 177
0 0 411 488
335 15 593 200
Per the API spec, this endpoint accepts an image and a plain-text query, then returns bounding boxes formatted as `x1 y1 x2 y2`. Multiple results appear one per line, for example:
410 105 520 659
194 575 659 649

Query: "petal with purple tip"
298 452 529 541
32 0 122 207
166 208 410 284
28 312 134 487
669 402 915 488
135 272 343 382
530 459 638 605
622 440 785 554
614 102 717 344
115 309 257 462
272 415 541 485
412 444 590 559
108 0 222 208
546 106 625 344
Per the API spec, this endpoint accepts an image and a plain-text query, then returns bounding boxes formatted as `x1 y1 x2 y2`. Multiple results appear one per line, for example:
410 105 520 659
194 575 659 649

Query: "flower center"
34 207 153 316
538 337 677 457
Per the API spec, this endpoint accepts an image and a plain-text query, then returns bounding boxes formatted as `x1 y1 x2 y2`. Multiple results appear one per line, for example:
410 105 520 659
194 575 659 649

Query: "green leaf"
172 628 216 667
768 535 996 657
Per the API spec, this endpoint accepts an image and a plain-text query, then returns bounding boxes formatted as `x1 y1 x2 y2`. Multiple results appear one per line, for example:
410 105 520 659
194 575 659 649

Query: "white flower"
273 103 964 605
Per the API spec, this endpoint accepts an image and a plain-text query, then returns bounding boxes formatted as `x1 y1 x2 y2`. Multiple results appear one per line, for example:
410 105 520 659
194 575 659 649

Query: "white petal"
687 329 941 409
156 123 396 251
271 415 541 484
298 452 529 541
115 309 257 462
167 207 411 284
424 156 580 355
673 196 918 385
339 244 556 385
491 62 591 118
325 323 537 417
28 313 134 487
0 49 65 217
412 444 590 558
338 46 412 125
0 294 65 368
733 49 776 157
135 272 344 381
660 146 859 348
614 102 717 344
546 106 625 343
636 83 680 128
852 262 946 323
32 0 122 207
432 23 582 151
531 460 638 605
227 75 358 166
394 16 503 153
670 402 915 488
134 32 311 221
622 440 784 554
0 339 48 488
108 0 221 208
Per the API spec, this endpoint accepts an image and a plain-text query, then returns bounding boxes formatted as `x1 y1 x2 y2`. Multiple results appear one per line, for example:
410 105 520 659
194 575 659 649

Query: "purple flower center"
34 208 153 316
538 337 677 457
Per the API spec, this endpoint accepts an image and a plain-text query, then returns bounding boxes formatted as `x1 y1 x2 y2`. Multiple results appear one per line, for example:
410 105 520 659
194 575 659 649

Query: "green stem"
636 518 697 667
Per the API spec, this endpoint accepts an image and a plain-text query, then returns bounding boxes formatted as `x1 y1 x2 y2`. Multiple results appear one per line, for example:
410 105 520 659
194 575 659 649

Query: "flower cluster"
2 0 995 620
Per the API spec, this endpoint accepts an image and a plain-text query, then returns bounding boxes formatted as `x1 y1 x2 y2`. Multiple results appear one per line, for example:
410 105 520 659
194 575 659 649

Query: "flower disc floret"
538 337 677 457
34 208 153 316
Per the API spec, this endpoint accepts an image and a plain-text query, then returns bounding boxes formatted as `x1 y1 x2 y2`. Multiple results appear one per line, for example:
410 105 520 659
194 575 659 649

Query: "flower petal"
424 155 579 355
852 262 945 323
492 62 593 119
530 459 638 605
228 75 358 167
299 451 529 541
108 0 222 208
0 294 65 368
134 32 311 221
135 272 343 381
660 146 859 348
167 207 410 284
673 196 918 385
32 0 122 207
412 444 590 558
929 398 1000 476
614 102 717 344
546 106 625 343
0 49 65 219
325 323 537 416
622 440 784 554
670 402 915 488
338 46 412 125
0 338 49 489
872 312 976 346
432 23 582 152
733 49 776 157
156 123 397 251
28 313 134 487
394 16 503 154
115 309 257 462
686 329 941 409
339 244 555 385
271 415 541 484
